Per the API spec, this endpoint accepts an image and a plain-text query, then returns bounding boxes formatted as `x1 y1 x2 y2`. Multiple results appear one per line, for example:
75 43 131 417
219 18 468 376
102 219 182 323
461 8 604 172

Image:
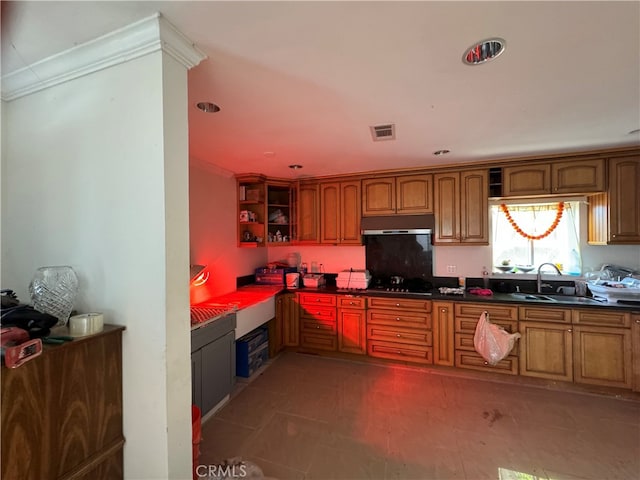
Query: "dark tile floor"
198 352 640 480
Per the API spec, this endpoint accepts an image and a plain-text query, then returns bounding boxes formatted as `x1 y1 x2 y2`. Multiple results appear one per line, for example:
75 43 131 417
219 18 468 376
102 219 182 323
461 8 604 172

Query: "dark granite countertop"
282 285 640 312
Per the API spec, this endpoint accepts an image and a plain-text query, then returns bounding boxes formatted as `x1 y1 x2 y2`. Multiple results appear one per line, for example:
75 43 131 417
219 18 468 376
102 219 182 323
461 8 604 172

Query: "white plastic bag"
474 311 521 365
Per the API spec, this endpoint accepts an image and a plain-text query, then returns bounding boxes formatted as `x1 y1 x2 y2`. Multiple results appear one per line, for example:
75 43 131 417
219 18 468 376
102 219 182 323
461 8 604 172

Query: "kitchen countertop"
191 284 284 330
192 284 640 327
287 285 640 311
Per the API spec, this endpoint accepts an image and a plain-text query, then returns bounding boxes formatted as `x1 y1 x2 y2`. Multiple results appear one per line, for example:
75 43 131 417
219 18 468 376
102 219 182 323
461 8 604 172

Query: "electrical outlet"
446 265 457 273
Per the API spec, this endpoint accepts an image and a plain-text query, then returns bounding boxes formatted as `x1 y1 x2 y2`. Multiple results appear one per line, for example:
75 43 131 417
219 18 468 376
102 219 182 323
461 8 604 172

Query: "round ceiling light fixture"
196 102 220 113
433 149 450 156
463 38 506 65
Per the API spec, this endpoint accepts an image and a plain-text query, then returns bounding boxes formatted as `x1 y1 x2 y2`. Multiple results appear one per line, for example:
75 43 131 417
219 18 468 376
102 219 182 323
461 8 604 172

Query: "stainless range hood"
361 214 435 235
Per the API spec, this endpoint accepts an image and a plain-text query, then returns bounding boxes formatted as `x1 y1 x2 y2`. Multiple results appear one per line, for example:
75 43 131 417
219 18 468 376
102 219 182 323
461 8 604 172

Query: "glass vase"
29 266 79 326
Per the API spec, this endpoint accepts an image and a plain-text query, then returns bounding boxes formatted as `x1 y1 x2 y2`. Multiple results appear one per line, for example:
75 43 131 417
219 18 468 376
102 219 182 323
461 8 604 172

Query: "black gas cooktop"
367 276 433 295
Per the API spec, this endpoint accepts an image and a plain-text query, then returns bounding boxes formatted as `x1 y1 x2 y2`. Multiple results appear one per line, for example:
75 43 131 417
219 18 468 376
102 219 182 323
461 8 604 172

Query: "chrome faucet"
537 262 562 293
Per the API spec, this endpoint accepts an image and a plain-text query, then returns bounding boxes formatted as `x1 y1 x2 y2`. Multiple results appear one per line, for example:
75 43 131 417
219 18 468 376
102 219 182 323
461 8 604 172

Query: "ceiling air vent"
370 124 396 141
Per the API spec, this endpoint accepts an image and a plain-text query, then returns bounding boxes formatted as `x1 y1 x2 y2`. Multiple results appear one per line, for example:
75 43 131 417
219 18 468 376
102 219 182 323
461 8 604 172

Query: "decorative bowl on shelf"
515 265 535 273
495 265 514 273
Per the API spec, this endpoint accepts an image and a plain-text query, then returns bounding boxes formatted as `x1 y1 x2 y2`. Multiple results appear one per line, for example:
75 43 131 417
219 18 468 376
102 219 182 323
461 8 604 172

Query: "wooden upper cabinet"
297 183 320 244
362 177 395 215
588 155 640 245
503 159 605 197
433 172 460 243
502 164 551 196
362 174 433 216
552 159 605 193
397 174 433 214
460 170 489 244
320 183 340 244
341 181 362 244
608 156 640 243
434 169 488 245
320 181 361 245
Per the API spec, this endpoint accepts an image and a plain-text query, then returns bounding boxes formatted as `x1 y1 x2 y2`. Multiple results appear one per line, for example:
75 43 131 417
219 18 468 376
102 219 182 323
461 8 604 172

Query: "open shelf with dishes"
267 184 293 245
237 175 295 247
237 175 266 247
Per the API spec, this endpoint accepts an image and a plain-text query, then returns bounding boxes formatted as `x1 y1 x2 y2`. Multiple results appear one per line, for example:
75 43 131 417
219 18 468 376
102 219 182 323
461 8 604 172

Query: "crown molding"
1 13 207 101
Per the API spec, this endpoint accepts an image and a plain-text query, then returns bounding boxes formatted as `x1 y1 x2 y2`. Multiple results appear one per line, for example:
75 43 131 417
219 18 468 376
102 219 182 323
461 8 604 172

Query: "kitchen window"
491 200 581 274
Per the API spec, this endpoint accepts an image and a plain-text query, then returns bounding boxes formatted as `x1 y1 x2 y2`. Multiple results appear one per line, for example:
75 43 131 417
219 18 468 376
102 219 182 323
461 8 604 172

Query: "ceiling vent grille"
370 124 396 141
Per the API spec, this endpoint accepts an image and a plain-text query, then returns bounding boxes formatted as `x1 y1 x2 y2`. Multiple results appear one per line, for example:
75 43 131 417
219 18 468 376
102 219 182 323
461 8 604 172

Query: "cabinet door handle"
396 334 402 337
396 303 401 307
316 325 320 329
396 317 401 321
636 319 640 324
567 328 572 333
441 308 446 313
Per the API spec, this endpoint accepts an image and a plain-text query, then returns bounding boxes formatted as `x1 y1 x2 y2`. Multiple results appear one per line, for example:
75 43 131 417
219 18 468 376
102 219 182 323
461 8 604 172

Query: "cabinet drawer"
367 340 433 365
519 306 572 323
572 309 631 327
300 332 338 351
338 296 367 309
299 305 337 321
455 317 517 335
455 332 519 355
367 297 432 312
454 303 517 321
455 350 518 375
298 293 337 306
367 310 432 329
301 317 336 334
367 324 433 346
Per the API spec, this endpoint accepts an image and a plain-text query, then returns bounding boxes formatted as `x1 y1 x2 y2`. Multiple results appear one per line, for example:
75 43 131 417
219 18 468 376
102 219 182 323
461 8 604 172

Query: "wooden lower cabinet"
337 296 367 355
1 326 124 480
573 325 632 389
432 301 454 366
276 292 299 348
366 297 433 365
297 293 636 392
519 307 633 388
299 293 337 351
455 351 519 375
632 314 640 392
519 321 573 382
454 302 519 375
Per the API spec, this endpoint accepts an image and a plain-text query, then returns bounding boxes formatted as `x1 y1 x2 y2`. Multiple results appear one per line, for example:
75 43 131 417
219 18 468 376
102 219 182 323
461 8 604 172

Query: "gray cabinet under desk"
191 313 236 416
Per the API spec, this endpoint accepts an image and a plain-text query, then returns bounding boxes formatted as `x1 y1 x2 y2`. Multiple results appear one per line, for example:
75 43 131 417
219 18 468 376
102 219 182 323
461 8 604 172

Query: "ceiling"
3 1 639 179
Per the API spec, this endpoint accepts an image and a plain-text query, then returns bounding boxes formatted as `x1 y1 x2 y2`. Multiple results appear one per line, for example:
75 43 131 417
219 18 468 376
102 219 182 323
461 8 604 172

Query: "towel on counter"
468 288 493 296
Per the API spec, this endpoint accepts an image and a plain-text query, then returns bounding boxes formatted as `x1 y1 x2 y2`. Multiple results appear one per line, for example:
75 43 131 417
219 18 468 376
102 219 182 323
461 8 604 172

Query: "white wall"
161 52 193 480
267 245 365 273
189 161 267 302
1 51 191 479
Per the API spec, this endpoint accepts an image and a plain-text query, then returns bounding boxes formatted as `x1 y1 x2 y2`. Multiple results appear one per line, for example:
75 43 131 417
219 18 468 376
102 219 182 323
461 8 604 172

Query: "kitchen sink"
508 293 604 305
509 293 557 302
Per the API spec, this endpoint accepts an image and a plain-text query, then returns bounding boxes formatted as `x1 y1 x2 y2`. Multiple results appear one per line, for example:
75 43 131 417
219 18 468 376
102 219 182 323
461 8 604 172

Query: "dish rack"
587 277 640 303
336 269 371 290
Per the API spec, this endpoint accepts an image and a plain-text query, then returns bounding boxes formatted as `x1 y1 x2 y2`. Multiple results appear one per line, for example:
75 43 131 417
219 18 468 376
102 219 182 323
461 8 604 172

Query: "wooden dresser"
1 325 125 480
